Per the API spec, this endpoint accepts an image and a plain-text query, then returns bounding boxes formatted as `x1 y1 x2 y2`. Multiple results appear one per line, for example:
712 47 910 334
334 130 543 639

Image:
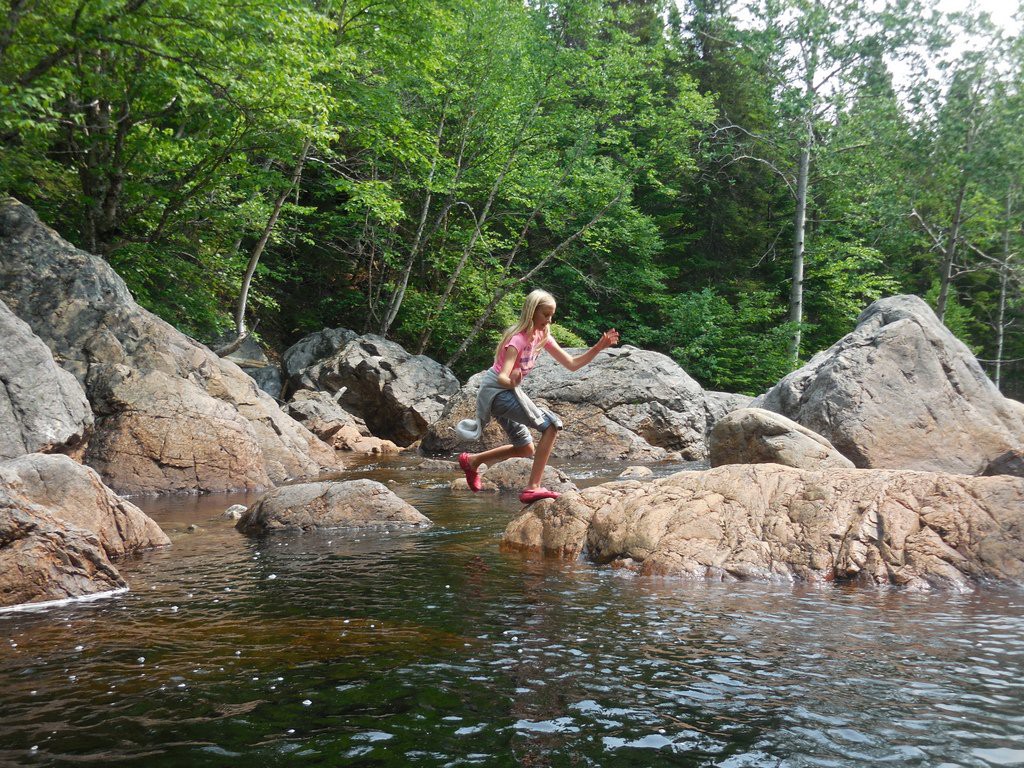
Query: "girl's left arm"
546 329 620 372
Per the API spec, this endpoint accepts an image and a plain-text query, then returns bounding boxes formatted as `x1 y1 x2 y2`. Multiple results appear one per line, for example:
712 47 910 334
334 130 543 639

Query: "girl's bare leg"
467 442 534 470
526 425 558 489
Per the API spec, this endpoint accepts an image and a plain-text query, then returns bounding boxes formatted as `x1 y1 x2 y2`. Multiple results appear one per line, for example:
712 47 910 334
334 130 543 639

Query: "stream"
2 456 1023 767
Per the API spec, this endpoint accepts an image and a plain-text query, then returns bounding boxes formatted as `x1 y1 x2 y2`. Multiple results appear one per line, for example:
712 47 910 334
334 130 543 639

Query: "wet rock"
417 458 456 472
0 198 339 494
618 466 654 480
754 295 1024 474
236 478 432 533
709 407 854 470
0 453 170 607
424 346 706 462
301 335 460 447
501 463 1024 591
0 299 93 460
222 504 247 520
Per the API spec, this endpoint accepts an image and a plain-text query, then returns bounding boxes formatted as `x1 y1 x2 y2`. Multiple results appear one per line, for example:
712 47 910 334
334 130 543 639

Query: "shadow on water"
1 455 1023 767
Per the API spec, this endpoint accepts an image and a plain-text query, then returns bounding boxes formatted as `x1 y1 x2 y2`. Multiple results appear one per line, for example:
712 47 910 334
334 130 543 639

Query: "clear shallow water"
2 457 1023 767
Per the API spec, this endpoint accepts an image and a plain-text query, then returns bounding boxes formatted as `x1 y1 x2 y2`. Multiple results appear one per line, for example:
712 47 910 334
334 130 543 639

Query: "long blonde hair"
495 289 556 359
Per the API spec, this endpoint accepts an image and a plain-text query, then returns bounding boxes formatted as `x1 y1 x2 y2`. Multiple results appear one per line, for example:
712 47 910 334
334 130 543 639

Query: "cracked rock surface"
502 463 1024 591
0 299 92 460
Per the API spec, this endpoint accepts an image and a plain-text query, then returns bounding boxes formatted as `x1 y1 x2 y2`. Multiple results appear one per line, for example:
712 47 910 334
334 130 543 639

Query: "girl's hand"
599 329 620 349
509 368 523 387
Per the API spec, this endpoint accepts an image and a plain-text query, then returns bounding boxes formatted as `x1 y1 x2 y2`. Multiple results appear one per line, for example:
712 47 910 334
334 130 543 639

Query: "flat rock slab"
501 463 1024 591
0 453 170 608
236 478 432 533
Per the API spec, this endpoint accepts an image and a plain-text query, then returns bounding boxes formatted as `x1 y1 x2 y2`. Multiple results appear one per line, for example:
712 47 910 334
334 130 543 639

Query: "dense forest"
2 0 1022 395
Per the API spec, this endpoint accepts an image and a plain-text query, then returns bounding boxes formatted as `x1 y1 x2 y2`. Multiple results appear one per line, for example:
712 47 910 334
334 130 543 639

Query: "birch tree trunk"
379 107 448 337
788 131 811 364
935 177 967 323
233 137 311 339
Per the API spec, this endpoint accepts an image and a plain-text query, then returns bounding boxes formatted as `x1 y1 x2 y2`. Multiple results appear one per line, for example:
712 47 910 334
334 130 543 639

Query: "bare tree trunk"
379 107 448 337
994 184 1016 390
232 137 311 340
936 177 968 323
788 134 810 364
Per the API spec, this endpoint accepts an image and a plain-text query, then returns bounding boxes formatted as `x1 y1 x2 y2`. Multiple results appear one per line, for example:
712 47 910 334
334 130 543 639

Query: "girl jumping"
456 289 619 504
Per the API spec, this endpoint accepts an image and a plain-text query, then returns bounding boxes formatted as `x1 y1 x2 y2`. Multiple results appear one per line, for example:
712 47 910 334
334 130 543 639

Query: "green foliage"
3 0 1021 395
662 288 795 394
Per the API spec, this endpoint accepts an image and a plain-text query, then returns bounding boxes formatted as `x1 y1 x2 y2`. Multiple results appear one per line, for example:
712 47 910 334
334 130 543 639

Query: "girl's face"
533 303 555 332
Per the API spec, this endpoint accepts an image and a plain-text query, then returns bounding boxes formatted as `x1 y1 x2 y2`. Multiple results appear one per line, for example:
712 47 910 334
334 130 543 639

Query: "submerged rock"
0 453 170 608
755 295 1024 474
0 198 339 494
501 463 1024 591
236 478 431 533
425 346 706 462
709 407 854 470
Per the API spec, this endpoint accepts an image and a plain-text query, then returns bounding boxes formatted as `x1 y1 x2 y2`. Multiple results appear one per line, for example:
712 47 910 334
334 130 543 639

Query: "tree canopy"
2 0 1022 395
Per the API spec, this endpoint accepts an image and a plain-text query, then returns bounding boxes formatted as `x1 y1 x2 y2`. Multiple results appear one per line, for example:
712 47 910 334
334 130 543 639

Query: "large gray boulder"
709 407 854 470
501 463 1024 591
282 327 357 392
0 453 170 607
301 334 460 447
236 478 431 533
754 295 1024 474
0 299 93 460
423 346 706 461
0 199 339 495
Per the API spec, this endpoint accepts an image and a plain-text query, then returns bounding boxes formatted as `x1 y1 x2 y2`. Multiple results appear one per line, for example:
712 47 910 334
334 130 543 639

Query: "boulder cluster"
2 197 1023 605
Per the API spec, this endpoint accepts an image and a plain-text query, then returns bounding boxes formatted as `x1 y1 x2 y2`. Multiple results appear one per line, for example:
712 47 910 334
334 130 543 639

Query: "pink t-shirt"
492 330 558 379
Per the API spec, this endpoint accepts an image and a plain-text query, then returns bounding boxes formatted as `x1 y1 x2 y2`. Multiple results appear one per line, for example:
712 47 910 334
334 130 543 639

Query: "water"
2 457 1023 767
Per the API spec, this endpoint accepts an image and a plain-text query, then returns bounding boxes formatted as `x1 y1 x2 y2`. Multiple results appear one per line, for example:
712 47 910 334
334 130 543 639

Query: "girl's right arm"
496 344 521 389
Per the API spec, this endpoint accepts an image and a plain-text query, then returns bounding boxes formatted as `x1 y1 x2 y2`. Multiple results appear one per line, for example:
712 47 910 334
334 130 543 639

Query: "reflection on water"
1 456 1023 767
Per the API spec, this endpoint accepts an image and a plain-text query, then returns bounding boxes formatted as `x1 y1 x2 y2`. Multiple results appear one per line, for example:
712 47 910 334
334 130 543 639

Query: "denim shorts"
491 389 559 448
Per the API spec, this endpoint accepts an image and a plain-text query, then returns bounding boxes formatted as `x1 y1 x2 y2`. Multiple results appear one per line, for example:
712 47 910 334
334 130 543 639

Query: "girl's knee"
517 443 535 457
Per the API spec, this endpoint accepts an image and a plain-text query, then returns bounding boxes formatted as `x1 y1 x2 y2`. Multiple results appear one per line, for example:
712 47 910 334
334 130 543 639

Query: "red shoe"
519 487 560 504
458 452 482 492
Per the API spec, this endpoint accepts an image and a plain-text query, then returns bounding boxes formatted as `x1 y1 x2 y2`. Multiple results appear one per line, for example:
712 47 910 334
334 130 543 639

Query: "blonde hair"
495 289 556 359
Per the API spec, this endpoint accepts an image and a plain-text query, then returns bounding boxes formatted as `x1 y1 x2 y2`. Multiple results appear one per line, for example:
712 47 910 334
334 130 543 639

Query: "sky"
943 0 1021 34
